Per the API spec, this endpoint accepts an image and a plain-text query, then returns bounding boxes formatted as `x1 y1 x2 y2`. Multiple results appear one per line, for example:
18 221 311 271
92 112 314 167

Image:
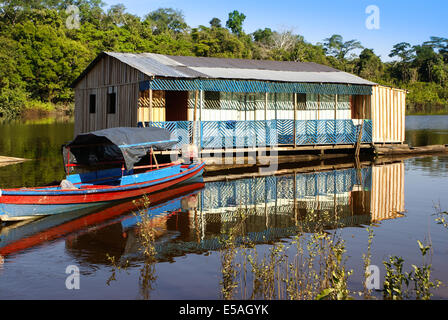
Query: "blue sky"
102 0 447 62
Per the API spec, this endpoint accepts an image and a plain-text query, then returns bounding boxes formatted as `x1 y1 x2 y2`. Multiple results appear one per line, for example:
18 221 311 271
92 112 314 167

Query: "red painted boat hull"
0 162 205 221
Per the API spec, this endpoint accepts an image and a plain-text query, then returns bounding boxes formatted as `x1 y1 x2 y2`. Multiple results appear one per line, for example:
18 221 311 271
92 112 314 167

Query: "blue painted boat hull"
0 202 113 221
0 162 205 221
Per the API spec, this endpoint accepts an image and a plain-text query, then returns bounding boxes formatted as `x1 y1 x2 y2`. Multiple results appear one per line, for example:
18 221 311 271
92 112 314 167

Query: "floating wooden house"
72 52 406 154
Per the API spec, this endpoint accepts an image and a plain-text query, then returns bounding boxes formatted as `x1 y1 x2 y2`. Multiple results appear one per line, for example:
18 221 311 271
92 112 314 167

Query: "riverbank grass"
22 100 74 118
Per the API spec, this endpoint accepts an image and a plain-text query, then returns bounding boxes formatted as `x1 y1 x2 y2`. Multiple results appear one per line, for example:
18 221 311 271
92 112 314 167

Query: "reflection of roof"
72 52 376 87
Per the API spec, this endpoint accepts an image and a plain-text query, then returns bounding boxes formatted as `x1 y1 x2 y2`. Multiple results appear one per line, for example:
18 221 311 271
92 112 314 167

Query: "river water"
0 115 447 299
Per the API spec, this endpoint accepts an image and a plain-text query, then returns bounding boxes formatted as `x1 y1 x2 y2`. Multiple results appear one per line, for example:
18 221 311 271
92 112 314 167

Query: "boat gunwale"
0 162 204 197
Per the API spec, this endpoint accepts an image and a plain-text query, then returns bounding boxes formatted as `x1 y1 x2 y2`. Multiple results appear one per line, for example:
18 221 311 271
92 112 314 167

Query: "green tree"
389 42 415 62
1 2 448 118
191 25 250 58
323 34 363 60
424 36 448 62
106 3 127 27
0 36 28 117
8 9 92 102
144 8 188 35
209 17 221 28
355 48 383 81
413 45 441 82
253 28 273 44
388 42 416 83
226 10 246 36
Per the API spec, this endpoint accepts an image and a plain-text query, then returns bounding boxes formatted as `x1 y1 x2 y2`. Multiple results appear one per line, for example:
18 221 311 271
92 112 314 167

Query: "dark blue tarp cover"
63 127 176 172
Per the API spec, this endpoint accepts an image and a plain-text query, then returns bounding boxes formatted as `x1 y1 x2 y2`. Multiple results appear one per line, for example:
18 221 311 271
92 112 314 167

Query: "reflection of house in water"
198 169 370 240
188 161 405 242
370 162 405 223
53 162 406 264
79 162 406 263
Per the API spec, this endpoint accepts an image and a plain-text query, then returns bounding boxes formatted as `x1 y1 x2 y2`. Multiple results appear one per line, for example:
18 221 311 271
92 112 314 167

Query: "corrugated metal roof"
72 52 376 87
106 52 195 78
166 54 341 72
188 67 375 84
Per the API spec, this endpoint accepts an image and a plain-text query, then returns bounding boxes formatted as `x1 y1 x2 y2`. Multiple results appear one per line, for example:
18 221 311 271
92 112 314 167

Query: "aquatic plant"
434 203 448 229
217 208 444 301
382 240 441 300
362 227 375 299
133 195 159 299
105 194 158 299
218 213 355 300
408 240 441 300
219 211 247 300
107 192 444 300
105 254 130 286
383 256 409 300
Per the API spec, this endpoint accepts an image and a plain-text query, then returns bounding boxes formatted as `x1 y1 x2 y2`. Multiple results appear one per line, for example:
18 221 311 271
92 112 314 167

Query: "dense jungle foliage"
1 0 448 118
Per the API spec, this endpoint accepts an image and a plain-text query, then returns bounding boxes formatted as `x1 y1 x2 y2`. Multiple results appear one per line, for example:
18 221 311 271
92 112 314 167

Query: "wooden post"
149 88 153 122
264 196 268 228
200 90 203 122
199 90 203 150
334 94 338 142
138 91 147 127
264 92 268 121
333 182 337 222
317 94 320 120
192 90 199 145
138 92 145 127
293 172 298 225
362 95 366 119
244 93 247 121
294 93 297 148
274 92 278 121
151 147 159 169
254 94 256 121
355 121 364 157
334 94 338 120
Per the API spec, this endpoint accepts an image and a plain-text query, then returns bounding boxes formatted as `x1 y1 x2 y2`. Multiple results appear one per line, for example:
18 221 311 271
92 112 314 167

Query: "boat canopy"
62 127 177 172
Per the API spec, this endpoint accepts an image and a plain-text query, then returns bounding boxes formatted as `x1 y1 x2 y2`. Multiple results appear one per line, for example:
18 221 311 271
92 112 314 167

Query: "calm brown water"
0 115 447 299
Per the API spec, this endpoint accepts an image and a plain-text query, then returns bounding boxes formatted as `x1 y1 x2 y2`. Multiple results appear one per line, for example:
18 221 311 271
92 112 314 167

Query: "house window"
204 91 220 109
297 93 307 110
107 87 117 114
89 94 96 114
297 93 306 104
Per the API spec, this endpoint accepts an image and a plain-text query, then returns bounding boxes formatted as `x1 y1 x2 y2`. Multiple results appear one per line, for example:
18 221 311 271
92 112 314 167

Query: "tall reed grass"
218 209 443 300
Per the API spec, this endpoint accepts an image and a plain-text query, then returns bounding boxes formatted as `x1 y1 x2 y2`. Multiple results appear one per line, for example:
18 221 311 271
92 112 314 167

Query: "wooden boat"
0 127 205 222
0 180 204 257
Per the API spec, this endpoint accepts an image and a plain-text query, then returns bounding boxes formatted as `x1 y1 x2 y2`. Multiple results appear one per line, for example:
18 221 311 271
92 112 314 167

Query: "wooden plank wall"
74 55 140 135
351 95 372 119
370 162 405 222
138 90 166 122
370 85 406 144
